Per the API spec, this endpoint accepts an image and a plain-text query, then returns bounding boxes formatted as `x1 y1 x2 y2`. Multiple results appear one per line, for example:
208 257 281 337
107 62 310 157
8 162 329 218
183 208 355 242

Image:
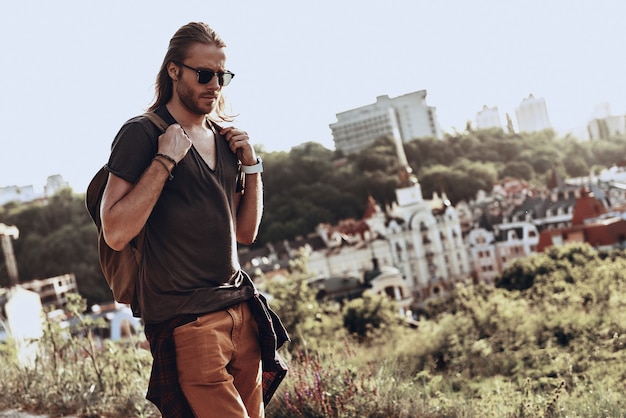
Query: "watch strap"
241 157 263 174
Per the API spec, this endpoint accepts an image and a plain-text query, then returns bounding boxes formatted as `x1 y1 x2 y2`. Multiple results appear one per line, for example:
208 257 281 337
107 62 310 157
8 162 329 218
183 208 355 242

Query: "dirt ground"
0 411 77 418
0 411 47 418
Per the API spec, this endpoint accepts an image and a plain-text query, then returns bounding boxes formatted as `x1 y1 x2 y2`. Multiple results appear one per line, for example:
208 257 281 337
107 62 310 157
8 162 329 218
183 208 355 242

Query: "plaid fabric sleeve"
144 315 196 417
247 291 291 404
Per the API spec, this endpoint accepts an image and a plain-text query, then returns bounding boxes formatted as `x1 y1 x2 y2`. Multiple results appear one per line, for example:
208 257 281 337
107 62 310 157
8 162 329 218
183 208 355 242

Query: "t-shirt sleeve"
107 118 158 184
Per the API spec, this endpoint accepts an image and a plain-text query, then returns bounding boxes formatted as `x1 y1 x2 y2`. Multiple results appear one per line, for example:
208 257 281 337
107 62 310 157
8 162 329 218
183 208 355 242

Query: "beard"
176 78 217 116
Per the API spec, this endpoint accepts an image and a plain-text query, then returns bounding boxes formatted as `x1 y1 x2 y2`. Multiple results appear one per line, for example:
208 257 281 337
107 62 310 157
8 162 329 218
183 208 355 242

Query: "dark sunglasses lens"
197 70 215 84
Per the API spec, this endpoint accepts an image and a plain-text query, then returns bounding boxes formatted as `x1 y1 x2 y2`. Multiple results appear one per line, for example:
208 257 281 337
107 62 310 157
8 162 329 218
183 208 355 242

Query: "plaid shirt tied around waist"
144 280 290 417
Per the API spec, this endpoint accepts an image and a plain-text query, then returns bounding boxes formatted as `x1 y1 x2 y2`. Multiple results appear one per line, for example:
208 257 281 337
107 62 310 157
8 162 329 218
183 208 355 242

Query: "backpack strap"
131 112 171 252
143 111 169 133
205 118 247 193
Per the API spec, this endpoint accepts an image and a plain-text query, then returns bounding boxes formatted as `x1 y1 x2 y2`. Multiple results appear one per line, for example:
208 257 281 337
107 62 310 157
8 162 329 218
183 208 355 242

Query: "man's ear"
167 61 179 81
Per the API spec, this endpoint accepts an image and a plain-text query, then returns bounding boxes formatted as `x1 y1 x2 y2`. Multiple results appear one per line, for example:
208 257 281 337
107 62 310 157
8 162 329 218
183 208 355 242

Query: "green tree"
563 156 590 178
590 141 626 167
496 243 599 292
500 160 534 181
342 292 400 343
0 189 110 305
418 160 497 205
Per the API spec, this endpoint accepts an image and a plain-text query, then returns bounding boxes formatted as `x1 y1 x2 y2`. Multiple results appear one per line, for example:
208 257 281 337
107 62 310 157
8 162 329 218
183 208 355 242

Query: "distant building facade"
588 115 626 140
515 94 551 133
476 105 502 130
0 175 70 206
239 170 626 311
307 264 413 316
329 90 442 155
537 188 626 251
463 168 626 281
20 273 78 310
0 185 38 206
44 175 70 196
467 222 539 285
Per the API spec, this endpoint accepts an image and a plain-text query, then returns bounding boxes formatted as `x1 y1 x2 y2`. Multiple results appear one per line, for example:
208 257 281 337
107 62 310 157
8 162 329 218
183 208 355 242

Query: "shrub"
0 294 158 417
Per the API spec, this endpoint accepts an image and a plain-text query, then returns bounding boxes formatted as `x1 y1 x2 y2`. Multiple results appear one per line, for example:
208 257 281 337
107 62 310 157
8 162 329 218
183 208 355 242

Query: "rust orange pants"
173 302 263 418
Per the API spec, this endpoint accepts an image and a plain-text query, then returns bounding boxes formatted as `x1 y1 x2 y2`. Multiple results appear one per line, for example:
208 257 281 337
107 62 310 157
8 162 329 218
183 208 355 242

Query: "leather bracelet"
155 153 177 167
153 157 174 181
242 157 263 174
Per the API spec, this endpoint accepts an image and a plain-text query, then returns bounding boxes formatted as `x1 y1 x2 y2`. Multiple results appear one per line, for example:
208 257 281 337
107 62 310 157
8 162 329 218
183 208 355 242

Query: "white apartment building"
20 273 78 309
329 90 442 155
44 174 70 196
588 115 626 140
515 94 552 133
476 105 502 130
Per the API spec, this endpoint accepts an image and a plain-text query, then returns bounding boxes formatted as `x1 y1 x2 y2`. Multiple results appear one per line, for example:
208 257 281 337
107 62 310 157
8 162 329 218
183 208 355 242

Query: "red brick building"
537 188 626 251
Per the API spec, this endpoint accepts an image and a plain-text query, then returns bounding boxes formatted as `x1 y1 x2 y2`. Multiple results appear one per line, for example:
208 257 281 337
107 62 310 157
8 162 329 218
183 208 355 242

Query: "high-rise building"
476 105 502 130
329 90 442 155
515 94 552 133
44 175 69 196
588 115 626 140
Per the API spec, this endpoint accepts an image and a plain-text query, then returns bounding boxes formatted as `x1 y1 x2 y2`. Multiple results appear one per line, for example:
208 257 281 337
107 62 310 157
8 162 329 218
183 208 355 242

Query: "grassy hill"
1 243 625 417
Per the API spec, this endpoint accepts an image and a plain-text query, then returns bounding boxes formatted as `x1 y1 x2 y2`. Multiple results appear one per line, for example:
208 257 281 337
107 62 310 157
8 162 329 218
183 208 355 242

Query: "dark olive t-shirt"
107 107 253 323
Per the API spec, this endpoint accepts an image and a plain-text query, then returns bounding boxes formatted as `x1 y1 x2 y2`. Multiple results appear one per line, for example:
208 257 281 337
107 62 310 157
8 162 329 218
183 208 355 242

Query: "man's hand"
158 124 192 163
221 126 257 165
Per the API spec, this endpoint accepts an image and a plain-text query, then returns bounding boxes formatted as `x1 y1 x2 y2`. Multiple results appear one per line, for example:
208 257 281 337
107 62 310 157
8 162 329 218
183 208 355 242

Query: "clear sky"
2 0 625 194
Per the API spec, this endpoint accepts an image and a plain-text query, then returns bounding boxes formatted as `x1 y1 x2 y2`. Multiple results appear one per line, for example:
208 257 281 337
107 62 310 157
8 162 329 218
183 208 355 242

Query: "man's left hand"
221 127 257 165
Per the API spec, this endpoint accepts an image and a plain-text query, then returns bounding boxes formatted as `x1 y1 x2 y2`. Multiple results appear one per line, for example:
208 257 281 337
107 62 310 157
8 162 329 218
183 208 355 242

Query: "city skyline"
2 0 625 193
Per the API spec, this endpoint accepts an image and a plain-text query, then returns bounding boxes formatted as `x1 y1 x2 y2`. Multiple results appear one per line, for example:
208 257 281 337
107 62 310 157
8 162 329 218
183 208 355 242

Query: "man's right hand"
158 124 192 163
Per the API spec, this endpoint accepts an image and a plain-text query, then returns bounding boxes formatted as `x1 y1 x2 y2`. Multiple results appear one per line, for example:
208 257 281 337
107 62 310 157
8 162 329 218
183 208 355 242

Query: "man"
100 22 288 417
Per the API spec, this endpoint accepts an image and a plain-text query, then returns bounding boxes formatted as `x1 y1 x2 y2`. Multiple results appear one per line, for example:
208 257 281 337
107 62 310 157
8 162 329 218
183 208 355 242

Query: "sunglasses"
175 61 235 86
